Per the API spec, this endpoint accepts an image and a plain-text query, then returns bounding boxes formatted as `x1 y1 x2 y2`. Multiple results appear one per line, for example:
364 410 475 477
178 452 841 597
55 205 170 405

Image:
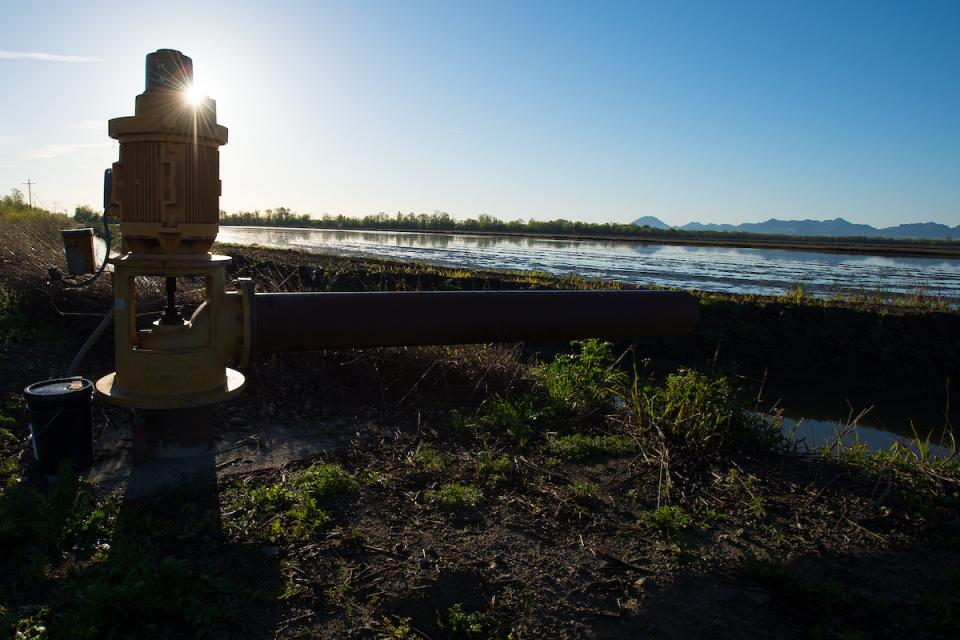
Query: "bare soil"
1 244 958 639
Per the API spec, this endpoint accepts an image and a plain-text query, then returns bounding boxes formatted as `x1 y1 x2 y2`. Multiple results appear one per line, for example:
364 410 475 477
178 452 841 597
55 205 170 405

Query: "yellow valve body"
95 255 247 409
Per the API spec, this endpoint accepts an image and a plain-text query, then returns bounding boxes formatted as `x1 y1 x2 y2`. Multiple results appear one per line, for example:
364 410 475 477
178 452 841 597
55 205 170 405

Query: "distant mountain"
631 216 671 229
633 216 960 240
881 222 960 240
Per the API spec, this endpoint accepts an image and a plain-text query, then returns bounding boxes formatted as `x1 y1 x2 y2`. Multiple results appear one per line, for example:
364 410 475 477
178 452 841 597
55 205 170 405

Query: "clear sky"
1 0 958 227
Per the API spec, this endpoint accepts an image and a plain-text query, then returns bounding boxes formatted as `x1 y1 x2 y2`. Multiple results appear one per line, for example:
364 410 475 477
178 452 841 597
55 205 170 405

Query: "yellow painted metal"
95 254 246 409
108 56 228 256
96 49 248 410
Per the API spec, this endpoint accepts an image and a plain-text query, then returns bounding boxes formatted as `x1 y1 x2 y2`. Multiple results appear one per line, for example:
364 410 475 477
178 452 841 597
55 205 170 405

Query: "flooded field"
218 226 960 301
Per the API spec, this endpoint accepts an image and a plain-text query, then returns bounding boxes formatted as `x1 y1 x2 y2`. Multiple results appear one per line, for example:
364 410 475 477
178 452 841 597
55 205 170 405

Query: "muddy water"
759 381 955 454
218 226 960 301
217 225 957 451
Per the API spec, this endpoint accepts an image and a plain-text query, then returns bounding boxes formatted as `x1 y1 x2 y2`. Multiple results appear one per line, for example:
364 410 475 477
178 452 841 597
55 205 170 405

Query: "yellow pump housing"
108 49 228 255
96 49 251 416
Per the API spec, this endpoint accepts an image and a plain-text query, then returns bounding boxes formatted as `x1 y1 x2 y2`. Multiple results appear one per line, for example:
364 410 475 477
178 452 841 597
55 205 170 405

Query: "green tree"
74 205 100 227
1 189 27 211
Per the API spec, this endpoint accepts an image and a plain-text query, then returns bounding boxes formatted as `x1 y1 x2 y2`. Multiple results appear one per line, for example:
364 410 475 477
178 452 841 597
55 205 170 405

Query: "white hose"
66 311 113 377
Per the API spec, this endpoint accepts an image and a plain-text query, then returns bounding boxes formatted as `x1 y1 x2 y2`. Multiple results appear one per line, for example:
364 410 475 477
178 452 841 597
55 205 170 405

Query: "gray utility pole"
22 179 35 208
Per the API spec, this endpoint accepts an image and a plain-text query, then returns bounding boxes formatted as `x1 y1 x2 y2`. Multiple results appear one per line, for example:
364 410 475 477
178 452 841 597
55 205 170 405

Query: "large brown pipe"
252 290 698 354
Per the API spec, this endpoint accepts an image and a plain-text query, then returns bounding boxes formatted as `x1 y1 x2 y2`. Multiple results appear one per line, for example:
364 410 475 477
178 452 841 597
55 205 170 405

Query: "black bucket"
23 377 95 474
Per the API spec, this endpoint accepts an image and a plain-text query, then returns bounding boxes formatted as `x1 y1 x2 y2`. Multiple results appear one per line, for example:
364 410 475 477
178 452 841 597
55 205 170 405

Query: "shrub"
454 395 541 446
631 369 781 457
541 339 625 413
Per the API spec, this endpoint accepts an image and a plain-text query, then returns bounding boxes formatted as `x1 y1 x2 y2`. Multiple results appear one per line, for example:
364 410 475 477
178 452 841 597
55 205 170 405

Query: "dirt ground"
2 245 958 639
204 346 959 639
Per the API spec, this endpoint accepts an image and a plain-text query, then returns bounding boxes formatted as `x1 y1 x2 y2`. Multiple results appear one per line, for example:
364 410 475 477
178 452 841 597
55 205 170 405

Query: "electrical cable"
62 172 115 374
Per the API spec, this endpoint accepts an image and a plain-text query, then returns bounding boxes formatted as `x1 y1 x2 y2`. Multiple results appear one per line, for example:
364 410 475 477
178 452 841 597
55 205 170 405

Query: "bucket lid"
24 377 94 404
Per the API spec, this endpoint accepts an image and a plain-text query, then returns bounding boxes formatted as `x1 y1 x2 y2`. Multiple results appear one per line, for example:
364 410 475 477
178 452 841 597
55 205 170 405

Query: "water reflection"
783 417 951 458
218 226 960 300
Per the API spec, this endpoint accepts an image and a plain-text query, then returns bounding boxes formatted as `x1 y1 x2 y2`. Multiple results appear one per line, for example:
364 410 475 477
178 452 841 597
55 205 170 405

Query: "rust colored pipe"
252 290 698 354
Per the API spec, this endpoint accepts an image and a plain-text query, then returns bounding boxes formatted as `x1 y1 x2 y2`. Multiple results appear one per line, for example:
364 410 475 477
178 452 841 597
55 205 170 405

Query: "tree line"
217 208 960 247
218 208 686 238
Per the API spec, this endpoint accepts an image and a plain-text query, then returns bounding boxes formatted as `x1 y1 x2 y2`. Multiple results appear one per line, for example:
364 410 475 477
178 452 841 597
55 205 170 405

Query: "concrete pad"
87 412 357 498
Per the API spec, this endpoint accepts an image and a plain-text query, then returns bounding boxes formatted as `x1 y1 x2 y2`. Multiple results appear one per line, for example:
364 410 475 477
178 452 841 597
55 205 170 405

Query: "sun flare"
183 84 204 106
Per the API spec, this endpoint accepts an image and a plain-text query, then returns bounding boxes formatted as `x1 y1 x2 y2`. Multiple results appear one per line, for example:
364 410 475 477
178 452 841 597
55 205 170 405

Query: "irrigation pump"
93 50 699 454
96 49 244 410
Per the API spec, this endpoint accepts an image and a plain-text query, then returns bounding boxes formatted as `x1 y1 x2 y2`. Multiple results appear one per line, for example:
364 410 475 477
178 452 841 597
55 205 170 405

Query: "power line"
22 179 35 208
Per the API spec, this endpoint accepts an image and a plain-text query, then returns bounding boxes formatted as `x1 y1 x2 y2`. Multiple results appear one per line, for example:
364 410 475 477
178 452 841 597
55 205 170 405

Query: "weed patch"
547 433 638 461
0 467 118 573
625 369 782 460
410 445 450 473
291 462 359 498
475 448 512 485
540 339 624 414
40 551 241 638
0 417 20 486
226 462 356 542
454 395 541 446
426 483 483 509
442 602 492 637
637 505 693 540
359 468 393 486
570 479 600 501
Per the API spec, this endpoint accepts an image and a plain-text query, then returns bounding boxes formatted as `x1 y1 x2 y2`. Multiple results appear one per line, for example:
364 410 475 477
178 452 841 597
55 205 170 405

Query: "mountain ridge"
631 216 960 240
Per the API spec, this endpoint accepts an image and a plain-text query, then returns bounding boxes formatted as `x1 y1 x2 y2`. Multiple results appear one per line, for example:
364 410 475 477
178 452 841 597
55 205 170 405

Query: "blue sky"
1 0 958 227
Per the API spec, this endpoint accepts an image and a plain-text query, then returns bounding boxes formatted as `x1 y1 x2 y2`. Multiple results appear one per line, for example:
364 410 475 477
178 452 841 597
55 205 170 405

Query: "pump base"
95 368 245 409
135 407 214 459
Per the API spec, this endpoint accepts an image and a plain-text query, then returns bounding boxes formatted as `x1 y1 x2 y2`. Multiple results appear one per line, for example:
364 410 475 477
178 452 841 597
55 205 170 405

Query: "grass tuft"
547 433 639 461
455 395 541 446
624 369 783 459
637 505 693 540
410 445 450 473
443 602 491 637
226 462 356 542
426 483 484 509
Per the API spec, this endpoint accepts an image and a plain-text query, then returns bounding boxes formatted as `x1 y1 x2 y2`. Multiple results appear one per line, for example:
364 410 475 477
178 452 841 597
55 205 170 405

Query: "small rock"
417 557 430 570
228 415 248 427
633 577 655 592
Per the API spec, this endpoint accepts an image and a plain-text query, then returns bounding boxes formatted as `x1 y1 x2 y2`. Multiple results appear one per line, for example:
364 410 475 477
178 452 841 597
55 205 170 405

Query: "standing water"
218 226 960 301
